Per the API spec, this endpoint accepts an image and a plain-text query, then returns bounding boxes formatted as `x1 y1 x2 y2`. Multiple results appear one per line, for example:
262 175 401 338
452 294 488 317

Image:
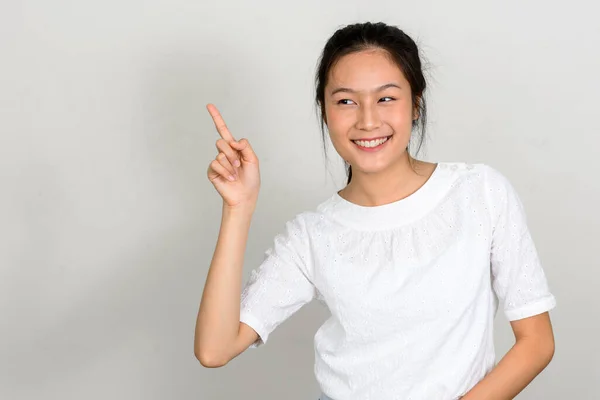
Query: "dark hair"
315 22 428 184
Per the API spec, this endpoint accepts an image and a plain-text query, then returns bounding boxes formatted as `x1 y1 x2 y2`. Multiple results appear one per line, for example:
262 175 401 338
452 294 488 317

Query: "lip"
352 135 391 141
352 135 392 152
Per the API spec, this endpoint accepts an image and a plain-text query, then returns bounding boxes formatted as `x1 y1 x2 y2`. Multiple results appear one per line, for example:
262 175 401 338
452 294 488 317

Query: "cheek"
324 107 352 139
384 100 414 126
323 110 352 159
325 106 349 126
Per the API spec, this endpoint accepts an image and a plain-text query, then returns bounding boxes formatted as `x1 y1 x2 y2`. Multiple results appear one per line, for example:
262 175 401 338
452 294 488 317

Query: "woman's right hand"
206 104 260 209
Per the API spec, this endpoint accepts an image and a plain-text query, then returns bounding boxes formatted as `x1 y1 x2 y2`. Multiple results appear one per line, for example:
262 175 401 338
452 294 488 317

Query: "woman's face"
324 49 417 178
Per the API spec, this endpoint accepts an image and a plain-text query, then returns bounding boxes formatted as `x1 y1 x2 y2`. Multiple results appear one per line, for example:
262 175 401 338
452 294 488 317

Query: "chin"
349 153 409 175
349 161 395 176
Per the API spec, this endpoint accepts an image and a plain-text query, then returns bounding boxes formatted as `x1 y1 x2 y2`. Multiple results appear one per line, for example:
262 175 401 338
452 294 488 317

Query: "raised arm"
194 104 261 368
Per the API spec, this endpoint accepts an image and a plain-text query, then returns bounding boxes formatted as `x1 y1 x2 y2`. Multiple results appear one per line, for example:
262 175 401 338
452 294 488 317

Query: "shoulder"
446 162 527 219
438 161 514 192
470 163 520 202
436 161 524 213
276 197 338 237
434 162 531 234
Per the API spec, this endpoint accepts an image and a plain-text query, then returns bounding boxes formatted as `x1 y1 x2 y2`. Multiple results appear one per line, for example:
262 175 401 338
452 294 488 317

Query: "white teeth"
353 136 389 148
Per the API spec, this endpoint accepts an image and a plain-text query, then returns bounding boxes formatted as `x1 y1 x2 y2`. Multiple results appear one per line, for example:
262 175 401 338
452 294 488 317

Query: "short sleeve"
240 214 315 347
484 166 557 321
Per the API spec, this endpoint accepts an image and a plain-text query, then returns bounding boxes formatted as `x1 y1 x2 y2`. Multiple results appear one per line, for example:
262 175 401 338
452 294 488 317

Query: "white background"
1 1 598 399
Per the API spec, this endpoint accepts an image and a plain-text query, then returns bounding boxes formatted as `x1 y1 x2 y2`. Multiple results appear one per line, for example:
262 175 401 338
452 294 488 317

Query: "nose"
355 103 382 131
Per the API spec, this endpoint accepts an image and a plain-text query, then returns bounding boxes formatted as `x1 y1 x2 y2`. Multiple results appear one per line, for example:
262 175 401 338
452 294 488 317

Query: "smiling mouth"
352 135 392 149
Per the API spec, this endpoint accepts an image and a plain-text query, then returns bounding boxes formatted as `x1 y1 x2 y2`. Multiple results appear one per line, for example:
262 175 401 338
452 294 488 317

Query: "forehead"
327 49 407 90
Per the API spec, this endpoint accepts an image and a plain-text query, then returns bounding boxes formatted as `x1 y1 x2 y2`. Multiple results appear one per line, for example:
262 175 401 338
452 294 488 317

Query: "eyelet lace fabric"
240 162 556 400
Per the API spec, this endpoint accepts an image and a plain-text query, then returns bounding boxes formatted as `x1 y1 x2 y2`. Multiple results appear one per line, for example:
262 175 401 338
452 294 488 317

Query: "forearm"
462 337 554 400
194 204 254 359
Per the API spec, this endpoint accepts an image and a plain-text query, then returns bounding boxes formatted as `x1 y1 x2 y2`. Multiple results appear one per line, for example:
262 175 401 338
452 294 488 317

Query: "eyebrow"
330 83 402 96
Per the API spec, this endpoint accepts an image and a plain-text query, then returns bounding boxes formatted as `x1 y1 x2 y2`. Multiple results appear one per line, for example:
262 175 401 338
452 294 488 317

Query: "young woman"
195 22 556 400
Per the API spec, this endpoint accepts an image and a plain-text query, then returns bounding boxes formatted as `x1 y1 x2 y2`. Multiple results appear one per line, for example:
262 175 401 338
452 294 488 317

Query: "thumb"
230 139 258 163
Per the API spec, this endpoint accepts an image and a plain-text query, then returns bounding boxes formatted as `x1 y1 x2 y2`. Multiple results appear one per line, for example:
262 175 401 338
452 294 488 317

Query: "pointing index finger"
206 104 236 142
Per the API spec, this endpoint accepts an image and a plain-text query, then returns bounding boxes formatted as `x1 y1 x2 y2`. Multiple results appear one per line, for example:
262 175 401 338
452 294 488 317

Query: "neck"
340 155 435 207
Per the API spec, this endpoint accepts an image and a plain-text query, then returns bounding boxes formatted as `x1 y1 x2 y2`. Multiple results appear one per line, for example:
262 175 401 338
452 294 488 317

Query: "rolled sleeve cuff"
240 311 269 348
505 295 557 321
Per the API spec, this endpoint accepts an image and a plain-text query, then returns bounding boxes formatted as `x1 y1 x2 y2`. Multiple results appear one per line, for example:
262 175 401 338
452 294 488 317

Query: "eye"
379 97 395 102
337 99 356 105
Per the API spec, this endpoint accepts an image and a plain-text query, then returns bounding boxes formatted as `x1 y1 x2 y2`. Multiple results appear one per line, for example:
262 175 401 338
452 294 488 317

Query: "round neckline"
324 162 457 230
334 162 441 209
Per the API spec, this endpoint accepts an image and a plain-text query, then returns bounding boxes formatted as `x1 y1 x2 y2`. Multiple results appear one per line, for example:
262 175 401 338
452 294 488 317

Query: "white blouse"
239 162 556 400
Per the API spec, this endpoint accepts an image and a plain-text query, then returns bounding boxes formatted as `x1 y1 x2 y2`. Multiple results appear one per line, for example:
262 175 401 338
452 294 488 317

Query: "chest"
311 219 492 336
